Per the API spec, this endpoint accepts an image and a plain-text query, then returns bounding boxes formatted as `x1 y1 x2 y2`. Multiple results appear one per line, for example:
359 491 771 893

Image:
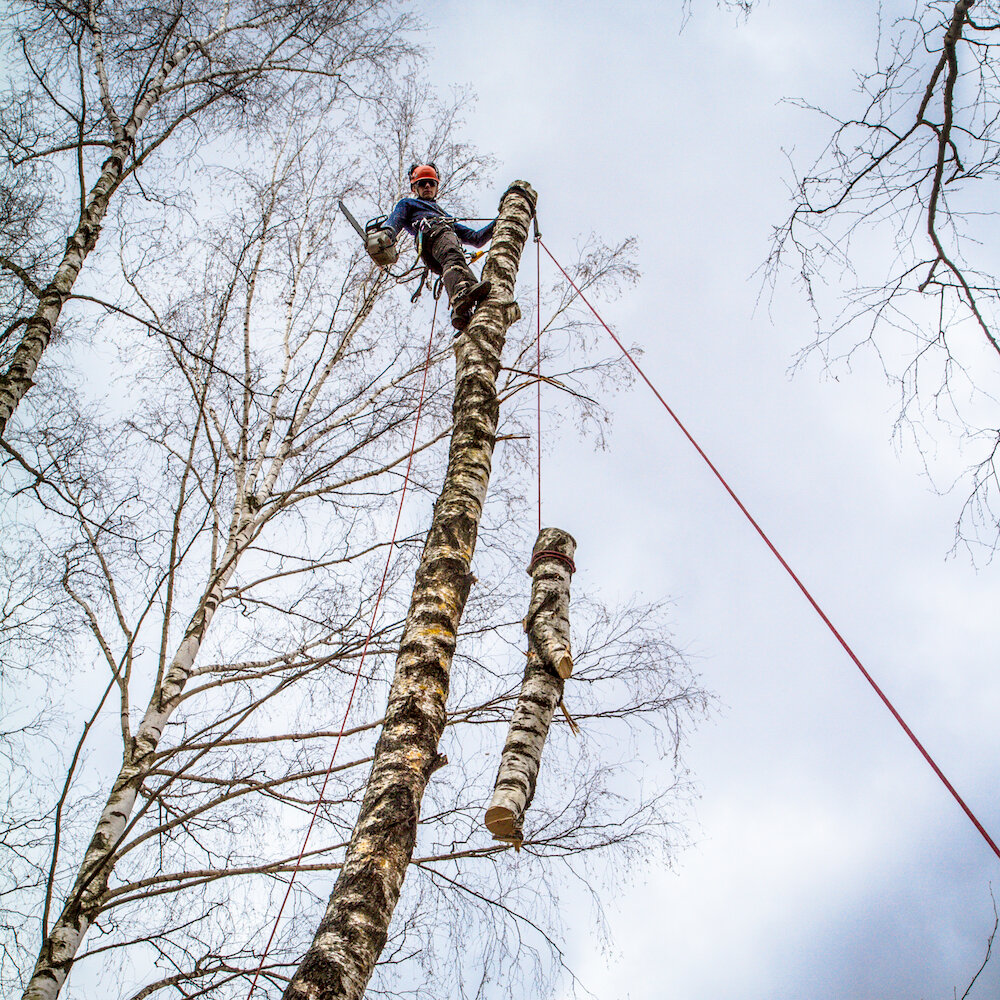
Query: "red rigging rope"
537 237 1000 864
246 298 442 998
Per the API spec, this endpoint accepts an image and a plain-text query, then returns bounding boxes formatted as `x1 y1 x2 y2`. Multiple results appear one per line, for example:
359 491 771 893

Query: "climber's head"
409 162 439 199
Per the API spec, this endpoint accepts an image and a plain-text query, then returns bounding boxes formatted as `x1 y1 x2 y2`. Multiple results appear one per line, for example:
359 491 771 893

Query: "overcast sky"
421 3 1000 998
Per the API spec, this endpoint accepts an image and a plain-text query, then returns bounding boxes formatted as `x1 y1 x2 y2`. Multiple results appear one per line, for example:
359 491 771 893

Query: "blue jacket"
383 197 495 247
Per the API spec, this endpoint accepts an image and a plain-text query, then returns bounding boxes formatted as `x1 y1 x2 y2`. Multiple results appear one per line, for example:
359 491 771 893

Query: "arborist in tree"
365 163 495 331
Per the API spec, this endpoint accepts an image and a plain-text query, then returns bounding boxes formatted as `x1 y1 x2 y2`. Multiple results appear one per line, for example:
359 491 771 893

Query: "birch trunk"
485 528 576 846
21 509 254 1000
282 180 538 1000
0 39 202 439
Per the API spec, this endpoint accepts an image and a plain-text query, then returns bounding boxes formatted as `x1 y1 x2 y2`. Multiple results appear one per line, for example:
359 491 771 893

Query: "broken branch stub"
485 527 576 846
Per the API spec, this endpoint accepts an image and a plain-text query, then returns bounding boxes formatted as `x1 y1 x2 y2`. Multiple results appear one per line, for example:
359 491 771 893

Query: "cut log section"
485 527 576 846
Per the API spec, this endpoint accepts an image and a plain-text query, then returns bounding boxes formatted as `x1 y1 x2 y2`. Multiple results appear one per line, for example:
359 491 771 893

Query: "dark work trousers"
423 225 478 305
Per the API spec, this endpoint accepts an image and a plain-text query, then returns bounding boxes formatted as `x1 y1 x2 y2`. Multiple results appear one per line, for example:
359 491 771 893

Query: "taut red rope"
539 236 1000 863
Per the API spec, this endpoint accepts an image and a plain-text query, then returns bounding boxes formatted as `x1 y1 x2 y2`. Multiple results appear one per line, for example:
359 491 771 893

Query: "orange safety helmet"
409 162 439 186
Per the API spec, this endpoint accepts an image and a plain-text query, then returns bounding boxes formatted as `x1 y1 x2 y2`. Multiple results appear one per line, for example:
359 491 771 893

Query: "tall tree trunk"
485 528 576 846
282 180 538 1000
0 39 201 440
22 508 254 1000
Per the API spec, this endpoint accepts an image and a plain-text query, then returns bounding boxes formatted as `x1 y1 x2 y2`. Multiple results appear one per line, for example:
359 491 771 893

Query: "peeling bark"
282 180 538 1000
485 528 576 846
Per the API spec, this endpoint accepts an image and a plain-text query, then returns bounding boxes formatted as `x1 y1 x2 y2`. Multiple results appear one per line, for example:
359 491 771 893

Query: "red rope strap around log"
528 549 576 574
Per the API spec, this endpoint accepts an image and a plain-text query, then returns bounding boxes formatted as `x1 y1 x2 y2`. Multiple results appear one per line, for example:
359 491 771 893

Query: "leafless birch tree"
0 0 413 440
2 93 705 1000
282 179 540 1000
769 0 1000 551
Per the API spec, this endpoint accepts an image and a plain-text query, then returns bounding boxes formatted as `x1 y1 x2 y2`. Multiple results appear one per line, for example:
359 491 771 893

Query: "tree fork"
485 528 576 847
282 180 538 1000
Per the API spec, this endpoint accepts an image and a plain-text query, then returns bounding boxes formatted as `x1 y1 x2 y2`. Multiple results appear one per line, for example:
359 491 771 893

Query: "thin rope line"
246 299 442 998
537 233 542 534
538 237 1000 863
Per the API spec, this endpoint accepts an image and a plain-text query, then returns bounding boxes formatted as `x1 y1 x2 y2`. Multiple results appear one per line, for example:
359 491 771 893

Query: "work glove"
365 227 398 267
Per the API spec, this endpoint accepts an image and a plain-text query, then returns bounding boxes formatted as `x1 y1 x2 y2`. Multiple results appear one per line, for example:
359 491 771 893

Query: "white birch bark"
20 509 254 1000
485 528 576 845
0 0 401 439
0 37 205 439
282 181 538 1000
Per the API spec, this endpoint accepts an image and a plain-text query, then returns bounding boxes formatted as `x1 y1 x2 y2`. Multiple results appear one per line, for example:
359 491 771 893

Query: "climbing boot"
451 279 491 315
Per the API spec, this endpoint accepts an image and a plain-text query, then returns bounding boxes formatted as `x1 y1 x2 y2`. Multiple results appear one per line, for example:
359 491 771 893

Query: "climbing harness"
340 199 487 293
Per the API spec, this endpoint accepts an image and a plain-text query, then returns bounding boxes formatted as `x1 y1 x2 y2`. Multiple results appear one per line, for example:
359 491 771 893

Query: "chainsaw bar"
338 200 367 241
